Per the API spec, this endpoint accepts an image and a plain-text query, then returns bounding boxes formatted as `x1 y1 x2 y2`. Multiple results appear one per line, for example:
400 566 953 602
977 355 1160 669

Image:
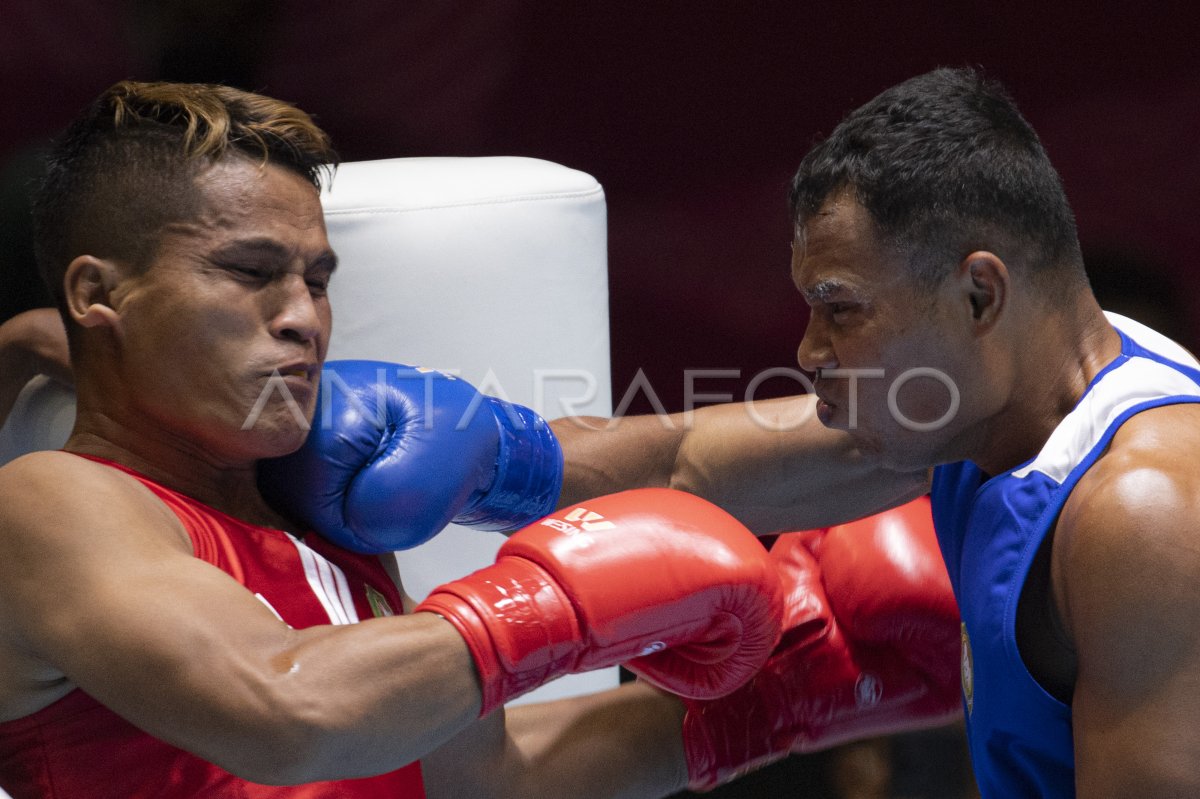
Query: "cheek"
120 295 262 398
886 371 962 429
864 334 960 427
317 301 333 355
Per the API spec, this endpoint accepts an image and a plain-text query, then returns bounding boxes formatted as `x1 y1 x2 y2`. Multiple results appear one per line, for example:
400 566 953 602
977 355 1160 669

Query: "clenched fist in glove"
682 496 962 791
259 360 562 553
416 488 784 716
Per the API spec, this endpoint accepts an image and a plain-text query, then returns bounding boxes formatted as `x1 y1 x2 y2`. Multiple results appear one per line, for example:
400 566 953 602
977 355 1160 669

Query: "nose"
797 313 837 374
269 274 324 345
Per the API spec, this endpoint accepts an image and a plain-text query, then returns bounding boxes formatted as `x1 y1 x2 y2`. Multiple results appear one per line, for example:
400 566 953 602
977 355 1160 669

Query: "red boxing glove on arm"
682 497 962 791
416 488 783 716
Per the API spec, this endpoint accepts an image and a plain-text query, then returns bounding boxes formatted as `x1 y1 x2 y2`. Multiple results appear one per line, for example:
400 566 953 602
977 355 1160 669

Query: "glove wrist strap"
454 398 563 531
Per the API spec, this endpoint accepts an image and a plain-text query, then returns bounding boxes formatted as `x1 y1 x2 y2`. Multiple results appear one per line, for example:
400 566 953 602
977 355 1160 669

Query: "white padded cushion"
0 156 616 702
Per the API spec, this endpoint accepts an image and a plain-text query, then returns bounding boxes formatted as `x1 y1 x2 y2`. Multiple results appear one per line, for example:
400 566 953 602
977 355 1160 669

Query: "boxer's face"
107 157 335 463
792 194 975 469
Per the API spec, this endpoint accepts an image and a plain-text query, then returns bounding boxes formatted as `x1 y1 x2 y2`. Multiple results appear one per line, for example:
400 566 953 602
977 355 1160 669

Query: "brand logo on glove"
541 518 581 535
540 507 616 542
563 507 617 532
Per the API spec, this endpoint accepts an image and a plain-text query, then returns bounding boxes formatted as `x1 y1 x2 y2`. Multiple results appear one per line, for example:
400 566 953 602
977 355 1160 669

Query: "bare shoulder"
0 450 185 546
1062 403 1200 548
0 451 190 718
1058 404 1200 794
1060 403 1200 602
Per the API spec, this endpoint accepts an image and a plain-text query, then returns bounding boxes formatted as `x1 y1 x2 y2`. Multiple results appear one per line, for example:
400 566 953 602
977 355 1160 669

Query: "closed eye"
224 264 271 282
306 276 331 296
305 263 335 296
828 302 857 317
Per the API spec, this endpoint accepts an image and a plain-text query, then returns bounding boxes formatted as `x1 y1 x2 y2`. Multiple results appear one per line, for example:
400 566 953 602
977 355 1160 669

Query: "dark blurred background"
3 2 1198 795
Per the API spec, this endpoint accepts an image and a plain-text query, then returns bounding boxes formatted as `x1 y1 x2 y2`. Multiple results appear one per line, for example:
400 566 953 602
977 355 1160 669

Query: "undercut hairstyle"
32 81 339 308
789 68 1086 290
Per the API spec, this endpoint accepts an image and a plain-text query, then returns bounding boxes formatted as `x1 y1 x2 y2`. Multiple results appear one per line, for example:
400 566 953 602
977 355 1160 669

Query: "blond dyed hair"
32 81 339 310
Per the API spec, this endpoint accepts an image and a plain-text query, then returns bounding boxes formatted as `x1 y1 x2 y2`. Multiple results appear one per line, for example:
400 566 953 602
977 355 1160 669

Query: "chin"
236 420 312 460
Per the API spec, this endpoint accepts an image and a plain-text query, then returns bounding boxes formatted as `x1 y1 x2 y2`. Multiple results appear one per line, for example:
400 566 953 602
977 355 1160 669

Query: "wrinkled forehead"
790 195 899 300
144 158 334 274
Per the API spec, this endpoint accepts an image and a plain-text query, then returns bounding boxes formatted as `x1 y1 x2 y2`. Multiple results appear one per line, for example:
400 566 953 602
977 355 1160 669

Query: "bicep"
0 466 305 747
1072 588 1200 797
1063 469 1200 796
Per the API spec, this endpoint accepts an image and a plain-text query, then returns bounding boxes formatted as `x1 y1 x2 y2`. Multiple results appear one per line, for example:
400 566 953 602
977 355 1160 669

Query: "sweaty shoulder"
1056 402 1200 680
0 451 193 718
1066 402 1200 528
1057 394 1200 792
0 451 187 546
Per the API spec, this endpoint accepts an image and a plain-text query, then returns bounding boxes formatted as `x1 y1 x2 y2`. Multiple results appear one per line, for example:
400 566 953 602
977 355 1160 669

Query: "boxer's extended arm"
681 498 961 790
424 500 956 798
423 683 689 799
0 308 71 429
414 488 783 714
0 451 482 784
0 455 780 788
1057 413 1200 798
555 394 929 532
260 360 563 553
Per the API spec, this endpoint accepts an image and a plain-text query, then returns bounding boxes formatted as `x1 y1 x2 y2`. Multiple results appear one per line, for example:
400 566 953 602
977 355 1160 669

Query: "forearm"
0 309 71 430
425 682 689 799
96 611 481 785
0 323 36 429
556 395 930 532
554 413 682 507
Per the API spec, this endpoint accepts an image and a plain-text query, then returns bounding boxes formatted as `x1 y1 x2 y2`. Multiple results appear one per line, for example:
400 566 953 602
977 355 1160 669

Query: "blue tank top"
930 314 1200 798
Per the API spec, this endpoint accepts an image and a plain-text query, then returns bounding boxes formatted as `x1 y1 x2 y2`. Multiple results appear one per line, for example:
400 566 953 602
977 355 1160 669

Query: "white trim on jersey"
287 535 361 625
1013 314 1200 483
1105 311 1200 369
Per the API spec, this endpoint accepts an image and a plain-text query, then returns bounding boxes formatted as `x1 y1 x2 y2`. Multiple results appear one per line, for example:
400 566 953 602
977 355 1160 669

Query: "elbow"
206 719 337 785
197 691 375 785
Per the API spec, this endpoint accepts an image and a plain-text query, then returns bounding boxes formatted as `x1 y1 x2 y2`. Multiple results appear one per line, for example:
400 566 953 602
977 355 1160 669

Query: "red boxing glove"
682 497 961 791
416 488 783 716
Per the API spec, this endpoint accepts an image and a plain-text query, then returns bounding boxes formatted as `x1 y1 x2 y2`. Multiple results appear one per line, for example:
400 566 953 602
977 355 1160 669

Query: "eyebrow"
802 279 855 304
212 238 339 273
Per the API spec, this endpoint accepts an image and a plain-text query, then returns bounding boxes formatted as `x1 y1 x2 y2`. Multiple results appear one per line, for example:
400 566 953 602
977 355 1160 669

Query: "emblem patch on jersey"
365 584 395 618
961 621 974 715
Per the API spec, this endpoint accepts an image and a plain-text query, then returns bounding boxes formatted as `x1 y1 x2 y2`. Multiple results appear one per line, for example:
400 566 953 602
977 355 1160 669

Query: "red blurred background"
3 1 1198 413
4 4 1196 795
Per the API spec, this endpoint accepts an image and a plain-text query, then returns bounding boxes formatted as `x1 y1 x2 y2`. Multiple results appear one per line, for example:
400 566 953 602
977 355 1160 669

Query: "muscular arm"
1057 410 1200 797
423 682 688 799
555 394 929 532
0 452 482 784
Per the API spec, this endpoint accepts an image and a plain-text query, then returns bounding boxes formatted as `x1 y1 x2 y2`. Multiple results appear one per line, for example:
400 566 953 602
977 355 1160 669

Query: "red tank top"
0 455 426 798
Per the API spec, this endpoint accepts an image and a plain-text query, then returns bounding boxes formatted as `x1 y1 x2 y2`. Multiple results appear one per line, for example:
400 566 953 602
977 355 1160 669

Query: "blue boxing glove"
258 359 563 553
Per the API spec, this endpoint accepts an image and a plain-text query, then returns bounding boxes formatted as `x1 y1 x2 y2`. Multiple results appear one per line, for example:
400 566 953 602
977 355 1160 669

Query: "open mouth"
274 363 316 382
814 396 842 428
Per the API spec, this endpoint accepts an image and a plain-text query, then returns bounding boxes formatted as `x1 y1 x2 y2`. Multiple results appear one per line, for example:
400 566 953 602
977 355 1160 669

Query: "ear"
63 255 125 335
957 251 1008 333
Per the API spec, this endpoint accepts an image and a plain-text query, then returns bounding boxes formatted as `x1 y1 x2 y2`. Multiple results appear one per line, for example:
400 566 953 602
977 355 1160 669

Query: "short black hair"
790 67 1084 288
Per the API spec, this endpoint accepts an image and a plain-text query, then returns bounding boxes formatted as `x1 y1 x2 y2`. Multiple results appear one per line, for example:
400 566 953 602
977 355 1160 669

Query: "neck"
65 410 295 530
971 295 1121 476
